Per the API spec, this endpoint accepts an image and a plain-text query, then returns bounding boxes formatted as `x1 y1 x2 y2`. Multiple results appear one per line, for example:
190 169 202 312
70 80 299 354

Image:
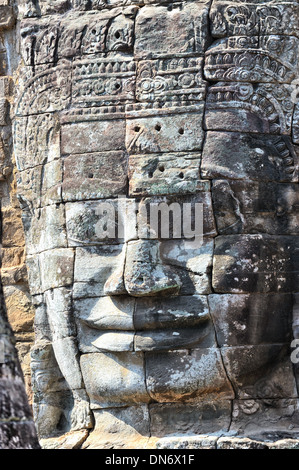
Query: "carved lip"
91 325 213 352
81 301 210 331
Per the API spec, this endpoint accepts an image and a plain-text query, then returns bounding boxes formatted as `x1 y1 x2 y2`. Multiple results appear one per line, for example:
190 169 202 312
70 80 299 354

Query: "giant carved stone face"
14 0 299 448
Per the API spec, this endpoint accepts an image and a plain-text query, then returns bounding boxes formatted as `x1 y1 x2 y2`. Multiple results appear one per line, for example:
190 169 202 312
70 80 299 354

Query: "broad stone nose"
124 240 181 297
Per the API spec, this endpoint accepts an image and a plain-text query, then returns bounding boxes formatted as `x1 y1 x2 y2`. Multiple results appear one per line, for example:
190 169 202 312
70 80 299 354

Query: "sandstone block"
39 249 74 292
204 82 294 135
126 106 205 154
82 406 150 449
202 132 298 182
211 180 299 235
134 324 216 351
210 2 299 38
212 234 299 293
149 400 232 437
128 153 203 197
145 348 234 403
61 118 126 155
62 152 127 202
134 295 209 330
134 3 211 58
1 207 25 247
222 344 297 399
80 352 150 408
136 57 207 103
22 205 67 255
230 399 299 440
208 293 293 346
73 245 126 298
205 35 299 84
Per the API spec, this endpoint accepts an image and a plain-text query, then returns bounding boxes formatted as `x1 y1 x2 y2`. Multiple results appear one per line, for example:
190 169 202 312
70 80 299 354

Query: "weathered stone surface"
216 436 268 450
61 118 126 155
222 345 297 399
204 82 295 135
73 245 126 298
212 180 299 235
72 56 135 107
62 152 128 202
40 430 89 449
124 239 182 297
202 132 298 182
15 62 72 117
134 3 211 58
136 57 207 104
0 422 40 449
230 399 299 440
126 106 205 154
1 206 26 247
16 159 63 209
3 285 35 341
80 352 150 408
74 295 135 331
149 400 232 437
135 324 216 351
136 192 216 239
22 205 67 255
82 406 150 449
74 297 135 353
209 293 293 346
212 235 299 293
128 153 203 197
205 35 299 84
39 249 74 292
145 348 234 403
65 200 126 246
134 295 210 330
155 434 218 449
14 113 60 171
0 280 40 448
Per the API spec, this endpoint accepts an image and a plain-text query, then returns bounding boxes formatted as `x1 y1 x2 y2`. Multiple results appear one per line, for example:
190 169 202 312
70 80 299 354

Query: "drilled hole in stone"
134 126 141 132
159 166 165 172
178 127 184 135
178 172 184 179
115 31 121 39
88 173 94 179
155 124 161 132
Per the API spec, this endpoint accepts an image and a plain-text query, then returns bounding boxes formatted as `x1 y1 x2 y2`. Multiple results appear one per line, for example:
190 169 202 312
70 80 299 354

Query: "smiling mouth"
90 324 213 352
78 294 212 352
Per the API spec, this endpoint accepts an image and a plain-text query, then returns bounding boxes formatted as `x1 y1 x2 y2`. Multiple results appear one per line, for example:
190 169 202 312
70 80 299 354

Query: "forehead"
14 0 299 209
15 1 213 210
